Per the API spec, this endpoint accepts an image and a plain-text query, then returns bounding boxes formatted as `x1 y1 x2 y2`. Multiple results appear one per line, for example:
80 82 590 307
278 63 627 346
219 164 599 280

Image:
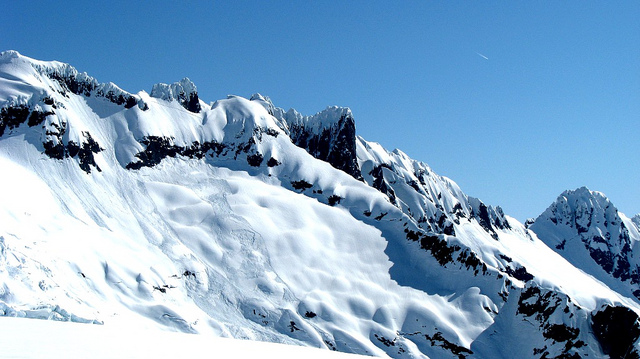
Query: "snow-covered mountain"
1 50 639 358
530 187 640 301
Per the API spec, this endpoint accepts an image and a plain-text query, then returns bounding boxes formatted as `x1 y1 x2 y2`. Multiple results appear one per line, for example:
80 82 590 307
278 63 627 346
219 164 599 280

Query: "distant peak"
560 186 598 197
249 93 276 116
0 50 42 66
535 187 623 236
151 77 197 95
249 93 271 103
0 50 22 61
556 187 613 209
150 77 201 113
317 105 353 119
284 105 353 129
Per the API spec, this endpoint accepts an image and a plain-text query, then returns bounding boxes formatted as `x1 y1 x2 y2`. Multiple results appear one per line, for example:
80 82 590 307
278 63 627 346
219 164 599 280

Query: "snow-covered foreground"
0 317 365 359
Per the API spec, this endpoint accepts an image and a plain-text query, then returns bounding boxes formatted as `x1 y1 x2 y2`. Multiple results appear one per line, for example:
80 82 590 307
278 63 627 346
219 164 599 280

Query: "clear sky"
2 1 638 221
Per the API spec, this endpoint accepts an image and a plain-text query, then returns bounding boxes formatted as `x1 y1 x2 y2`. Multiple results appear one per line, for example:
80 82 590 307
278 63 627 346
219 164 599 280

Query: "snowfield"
0 317 366 359
1 50 640 358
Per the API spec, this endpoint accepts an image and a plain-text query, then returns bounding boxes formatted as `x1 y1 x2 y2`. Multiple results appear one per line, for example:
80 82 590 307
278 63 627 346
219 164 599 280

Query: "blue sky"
2 1 638 221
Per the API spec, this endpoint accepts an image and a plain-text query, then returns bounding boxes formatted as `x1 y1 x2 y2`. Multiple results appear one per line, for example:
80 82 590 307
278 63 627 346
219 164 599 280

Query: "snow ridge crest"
0 50 21 62
541 186 619 232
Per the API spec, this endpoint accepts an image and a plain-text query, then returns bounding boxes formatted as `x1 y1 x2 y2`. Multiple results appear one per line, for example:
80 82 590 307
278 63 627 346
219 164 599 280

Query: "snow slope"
0 317 366 359
1 50 640 358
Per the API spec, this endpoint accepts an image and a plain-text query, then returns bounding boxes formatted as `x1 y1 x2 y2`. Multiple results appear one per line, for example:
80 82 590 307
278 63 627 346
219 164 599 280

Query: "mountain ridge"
1 50 639 359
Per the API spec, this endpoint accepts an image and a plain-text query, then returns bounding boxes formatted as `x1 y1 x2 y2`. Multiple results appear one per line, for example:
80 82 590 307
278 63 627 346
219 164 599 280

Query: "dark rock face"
149 78 201 113
46 129 103 174
246 153 263 167
1 101 101 173
469 200 510 241
46 70 96 97
424 332 473 359
73 133 103 173
288 113 362 180
374 333 396 347
290 180 313 191
503 265 534 282
591 305 640 359
369 164 397 205
184 92 201 113
1 104 31 136
403 227 487 276
303 311 316 319
95 88 138 109
0 104 53 136
517 286 561 321
126 136 227 170
28 108 53 127
472 202 497 240
404 229 457 266
125 127 277 171
43 127 103 173
38 66 142 110
327 195 342 206
266 157 280 167
543 324 579 343
126 136 181 169
516 286 588 358
581 224 640 284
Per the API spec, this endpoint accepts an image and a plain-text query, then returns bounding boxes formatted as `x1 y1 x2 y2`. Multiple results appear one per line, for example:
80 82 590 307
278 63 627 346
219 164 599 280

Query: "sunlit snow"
1 50 639 358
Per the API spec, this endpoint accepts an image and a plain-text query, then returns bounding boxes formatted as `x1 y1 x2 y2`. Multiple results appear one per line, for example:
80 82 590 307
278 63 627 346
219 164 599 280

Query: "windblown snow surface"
1 51 639 358
0 317 366 359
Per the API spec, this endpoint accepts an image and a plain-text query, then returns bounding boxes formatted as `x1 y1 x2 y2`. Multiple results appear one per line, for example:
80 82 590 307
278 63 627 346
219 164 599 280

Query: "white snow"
530 186 640 306
0 317 367 359
150 77 198 102
1 50 639 358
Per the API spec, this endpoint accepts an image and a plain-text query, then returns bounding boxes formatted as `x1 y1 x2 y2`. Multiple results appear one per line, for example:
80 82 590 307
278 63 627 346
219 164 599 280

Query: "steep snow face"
354 137 525 275
355 138 508 235
530 187 640 301
2 51 640 359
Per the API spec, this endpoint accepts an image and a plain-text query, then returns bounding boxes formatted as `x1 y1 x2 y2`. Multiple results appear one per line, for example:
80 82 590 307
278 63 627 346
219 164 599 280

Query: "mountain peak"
249 92 273 105
249 93 277 118
530 187 640 300
0 50 22 62
546 186 619 229
559 186 608 202
150 77 201 113
0 50 45 66
276 104 361 180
